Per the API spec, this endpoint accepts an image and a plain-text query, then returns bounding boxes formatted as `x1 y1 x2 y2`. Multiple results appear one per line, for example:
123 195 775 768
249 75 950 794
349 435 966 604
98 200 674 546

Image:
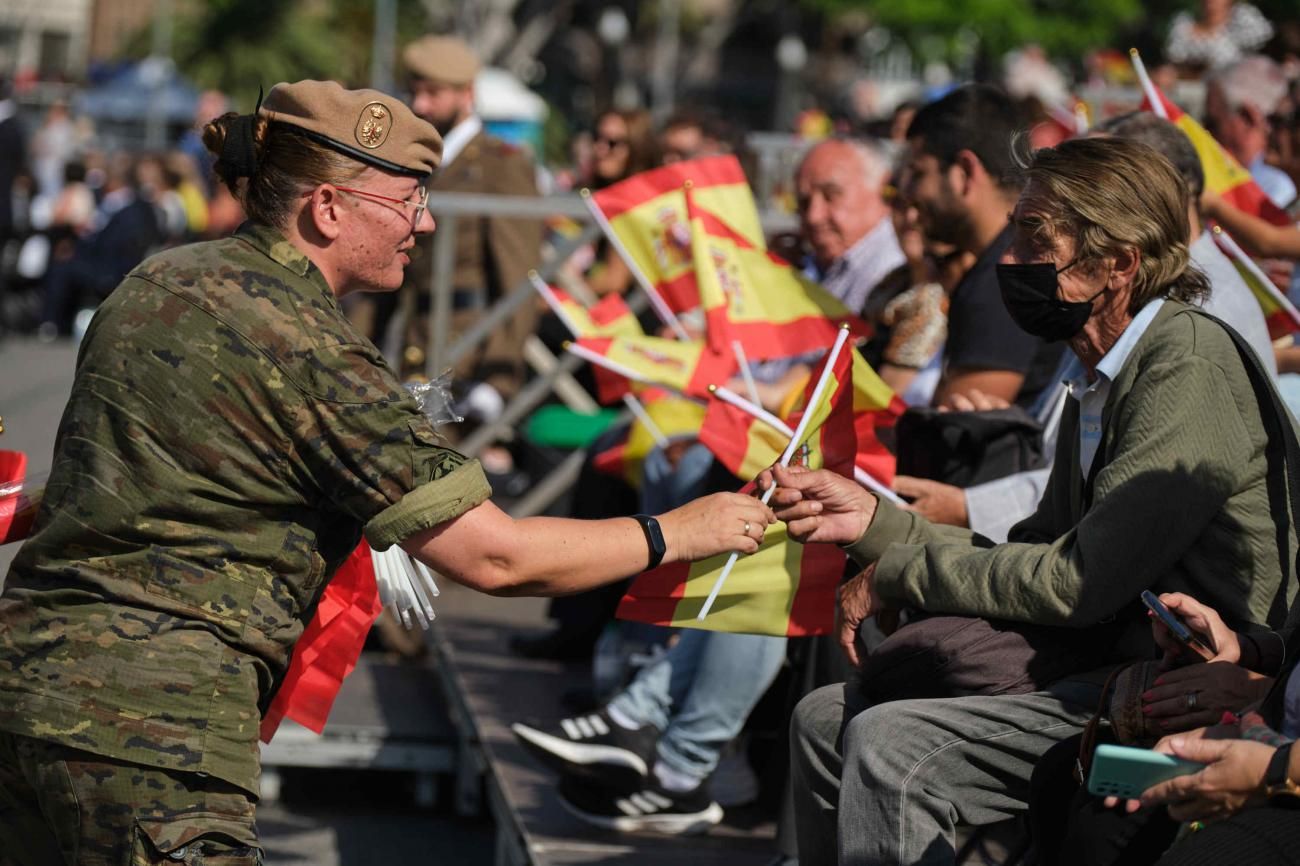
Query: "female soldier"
0 80 772 865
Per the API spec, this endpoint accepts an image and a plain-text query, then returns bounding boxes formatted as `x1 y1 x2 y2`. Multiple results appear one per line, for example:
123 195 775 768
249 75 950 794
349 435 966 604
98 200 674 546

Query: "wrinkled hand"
837 564 883 667
1140 731 1273 822
1151 592 1240 669
757 464 876 545
1141 662 1273 734
893 475 969 527
659 492 776 562
936 389 1011 413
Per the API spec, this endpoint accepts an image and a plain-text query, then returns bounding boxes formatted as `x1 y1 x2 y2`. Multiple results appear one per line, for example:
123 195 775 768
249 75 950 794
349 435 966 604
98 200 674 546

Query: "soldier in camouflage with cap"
0 80 773 866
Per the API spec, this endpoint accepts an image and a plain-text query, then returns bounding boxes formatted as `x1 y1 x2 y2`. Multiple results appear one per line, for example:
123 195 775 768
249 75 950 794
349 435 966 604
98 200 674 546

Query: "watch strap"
632 514 666 571
1266 741 1300 801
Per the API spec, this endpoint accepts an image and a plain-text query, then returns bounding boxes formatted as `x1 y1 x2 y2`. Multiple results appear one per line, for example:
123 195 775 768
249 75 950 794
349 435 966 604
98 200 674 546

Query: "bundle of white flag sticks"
370 545 441 630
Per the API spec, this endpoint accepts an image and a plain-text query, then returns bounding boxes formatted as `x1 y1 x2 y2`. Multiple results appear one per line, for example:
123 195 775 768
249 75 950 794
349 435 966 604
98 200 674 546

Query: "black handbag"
894 405 1045 487
857 613 1134 704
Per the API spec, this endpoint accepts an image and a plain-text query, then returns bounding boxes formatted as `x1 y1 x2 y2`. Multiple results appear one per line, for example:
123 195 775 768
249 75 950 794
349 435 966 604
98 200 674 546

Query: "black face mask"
996 259 1104 343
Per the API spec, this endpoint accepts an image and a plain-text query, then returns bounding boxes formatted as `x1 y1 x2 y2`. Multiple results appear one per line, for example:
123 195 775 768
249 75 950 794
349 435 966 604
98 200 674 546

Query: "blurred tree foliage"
803 0 1298 69
801 0 1146 67
126 0 432 107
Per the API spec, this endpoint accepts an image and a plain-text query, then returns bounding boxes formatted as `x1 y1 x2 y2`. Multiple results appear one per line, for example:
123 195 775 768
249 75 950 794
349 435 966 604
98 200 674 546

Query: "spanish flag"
1213 225 1300 339
698 347 903 486
1139 82 1292 228
616 343 857 636
573 334 734 403
551 287 644 338
260 542 385 741
1134 61 1300 338
588 155 763 314
591 396 707 489
0 451 39 545
686 185 871 360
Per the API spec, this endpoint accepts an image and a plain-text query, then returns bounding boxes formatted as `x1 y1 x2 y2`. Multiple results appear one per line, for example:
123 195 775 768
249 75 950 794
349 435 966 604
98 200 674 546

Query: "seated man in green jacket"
764 136 1296 866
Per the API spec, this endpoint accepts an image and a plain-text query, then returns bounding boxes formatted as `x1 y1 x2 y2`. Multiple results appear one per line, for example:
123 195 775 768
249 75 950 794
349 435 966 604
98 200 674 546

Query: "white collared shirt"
1065 298 1166 480
439 115 483 169
808 218 906 313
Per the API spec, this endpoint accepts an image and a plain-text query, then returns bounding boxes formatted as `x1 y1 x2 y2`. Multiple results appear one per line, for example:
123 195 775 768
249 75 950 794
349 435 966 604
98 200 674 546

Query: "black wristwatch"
1265 741 1300 806
632 514 666 570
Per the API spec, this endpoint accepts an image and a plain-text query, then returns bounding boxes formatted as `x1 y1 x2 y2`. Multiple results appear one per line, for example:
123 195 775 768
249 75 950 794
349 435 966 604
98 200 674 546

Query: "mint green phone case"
1087 743 1204 799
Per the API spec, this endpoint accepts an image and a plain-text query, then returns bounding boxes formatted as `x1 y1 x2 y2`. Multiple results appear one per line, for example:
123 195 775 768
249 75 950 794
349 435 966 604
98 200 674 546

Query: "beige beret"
402 35 480 87
259 80 443 177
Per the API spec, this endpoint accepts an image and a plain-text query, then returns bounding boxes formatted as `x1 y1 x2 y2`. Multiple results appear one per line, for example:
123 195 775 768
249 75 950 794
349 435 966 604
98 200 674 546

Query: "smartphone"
1087 743 1204 800
1140 590 1215 661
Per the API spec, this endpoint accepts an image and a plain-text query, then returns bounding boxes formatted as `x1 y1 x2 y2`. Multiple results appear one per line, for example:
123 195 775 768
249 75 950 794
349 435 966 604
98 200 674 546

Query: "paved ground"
0 334 498 864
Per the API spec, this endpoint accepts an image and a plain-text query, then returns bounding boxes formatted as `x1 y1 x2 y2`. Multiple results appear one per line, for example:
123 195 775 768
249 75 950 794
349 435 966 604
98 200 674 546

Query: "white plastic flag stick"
1074 102 1090 135
712 384 905 505
563 340 655 383
394 550 436 624
412 558 441 601
373 548 413 629
697 327 853 620
395 556 429 631
1129 49 1166 120
1214 226 1300 330
580 187 691 341
622 393 669 447
731 340 762 408
375 547 427 630
371 547 396 609
529 269 584 338
712 384 792 437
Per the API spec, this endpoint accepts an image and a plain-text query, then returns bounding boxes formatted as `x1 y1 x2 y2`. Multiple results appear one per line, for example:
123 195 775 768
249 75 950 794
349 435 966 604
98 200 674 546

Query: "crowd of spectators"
5 4 1300 864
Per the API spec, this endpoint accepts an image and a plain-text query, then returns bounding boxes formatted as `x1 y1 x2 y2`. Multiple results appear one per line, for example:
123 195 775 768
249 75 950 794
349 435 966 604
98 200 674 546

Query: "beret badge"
356 102 391 149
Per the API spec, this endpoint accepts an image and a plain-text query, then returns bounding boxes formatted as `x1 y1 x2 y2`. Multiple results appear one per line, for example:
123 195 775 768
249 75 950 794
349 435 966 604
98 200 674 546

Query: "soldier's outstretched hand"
658 492 776 562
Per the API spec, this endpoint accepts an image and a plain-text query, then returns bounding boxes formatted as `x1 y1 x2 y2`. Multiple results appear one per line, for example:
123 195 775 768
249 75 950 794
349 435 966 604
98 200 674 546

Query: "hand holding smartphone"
1086 743 1204 800
1141 590 1216 662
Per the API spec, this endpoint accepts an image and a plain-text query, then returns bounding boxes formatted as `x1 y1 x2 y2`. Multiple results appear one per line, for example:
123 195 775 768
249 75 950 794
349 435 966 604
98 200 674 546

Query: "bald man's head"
795 138 891 269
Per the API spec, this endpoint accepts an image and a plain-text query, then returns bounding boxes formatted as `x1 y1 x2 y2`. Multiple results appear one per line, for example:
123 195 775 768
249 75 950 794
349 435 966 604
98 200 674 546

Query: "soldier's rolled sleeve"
297 344 494 546
365 460 491 549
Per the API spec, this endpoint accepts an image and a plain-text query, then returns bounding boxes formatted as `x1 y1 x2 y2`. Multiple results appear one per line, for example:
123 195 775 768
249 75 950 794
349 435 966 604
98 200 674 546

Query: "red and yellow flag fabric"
589 155 763 314
1218 232 1300 339
617 344 857 636
850 349 906 484
0 451 40 545
686 186 871 360
592 396 707 489
697 396 791 483
260 542 385 742
731 348 903 485
1141 85 1292 228
551 288 643 338
576 334 734 404
1140 82 1300 337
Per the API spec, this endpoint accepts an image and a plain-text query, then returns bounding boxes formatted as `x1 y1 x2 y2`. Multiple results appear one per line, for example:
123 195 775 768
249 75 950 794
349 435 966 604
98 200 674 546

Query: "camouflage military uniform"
0 223 491 863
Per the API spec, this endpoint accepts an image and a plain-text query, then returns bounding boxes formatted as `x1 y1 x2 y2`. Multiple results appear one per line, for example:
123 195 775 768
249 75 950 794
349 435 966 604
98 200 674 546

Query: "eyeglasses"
333 184 429 227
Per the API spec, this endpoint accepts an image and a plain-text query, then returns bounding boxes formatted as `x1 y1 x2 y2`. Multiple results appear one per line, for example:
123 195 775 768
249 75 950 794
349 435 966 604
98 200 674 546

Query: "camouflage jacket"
0 223 491 795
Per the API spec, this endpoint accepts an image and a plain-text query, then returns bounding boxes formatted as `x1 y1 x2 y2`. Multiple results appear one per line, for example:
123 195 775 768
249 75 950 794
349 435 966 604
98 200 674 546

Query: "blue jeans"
639 441 715 515
609 629 787 784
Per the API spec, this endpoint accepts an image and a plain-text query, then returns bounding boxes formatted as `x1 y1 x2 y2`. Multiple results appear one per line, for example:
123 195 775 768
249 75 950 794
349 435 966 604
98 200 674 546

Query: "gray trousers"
790 678 1101 866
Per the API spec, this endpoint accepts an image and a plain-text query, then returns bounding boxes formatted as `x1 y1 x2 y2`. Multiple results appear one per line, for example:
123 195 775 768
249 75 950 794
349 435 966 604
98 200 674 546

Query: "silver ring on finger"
1185 691 1198 711
744 521 752 534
